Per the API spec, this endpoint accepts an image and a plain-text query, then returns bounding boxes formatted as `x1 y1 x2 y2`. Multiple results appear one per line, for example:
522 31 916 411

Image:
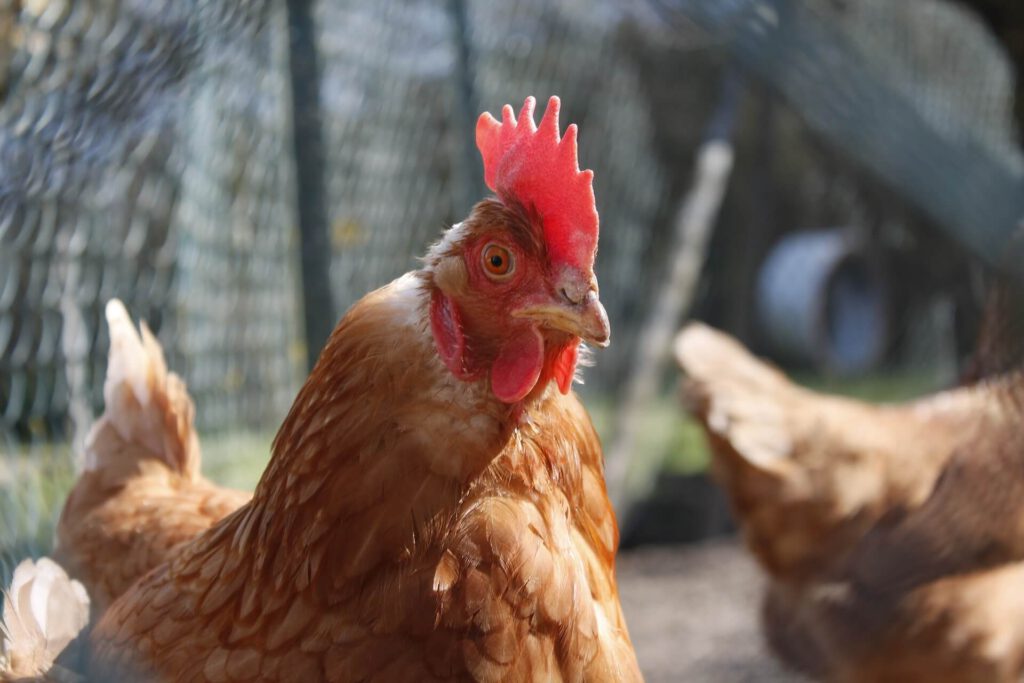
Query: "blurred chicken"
54 300 251 616
0 557 90 682
675 322 1018 582
675 322 1024 681
85 96 640 681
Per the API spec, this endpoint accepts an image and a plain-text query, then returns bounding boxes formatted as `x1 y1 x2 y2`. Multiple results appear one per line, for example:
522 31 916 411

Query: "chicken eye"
482 244 514 279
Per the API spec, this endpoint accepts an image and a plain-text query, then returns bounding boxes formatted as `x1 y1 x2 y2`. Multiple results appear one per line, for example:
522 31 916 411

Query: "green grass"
0 446 77 583
586 396 711 477
201 431 274 491
792 369 946 403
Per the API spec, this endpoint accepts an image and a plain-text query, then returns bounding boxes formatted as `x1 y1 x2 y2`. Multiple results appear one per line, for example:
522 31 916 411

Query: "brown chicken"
54 301 251 617
86 96 641 681
675 322 1024 681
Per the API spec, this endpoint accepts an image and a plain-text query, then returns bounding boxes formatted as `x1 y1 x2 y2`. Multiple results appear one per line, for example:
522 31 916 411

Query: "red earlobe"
430 289 471 380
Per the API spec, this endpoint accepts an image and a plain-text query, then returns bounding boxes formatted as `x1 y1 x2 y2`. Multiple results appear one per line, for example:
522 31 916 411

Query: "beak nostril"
560 286 584 305
518 285 609 346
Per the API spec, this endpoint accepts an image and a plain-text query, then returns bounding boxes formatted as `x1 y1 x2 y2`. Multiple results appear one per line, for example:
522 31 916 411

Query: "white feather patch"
425 221 470 262
1 557 90 677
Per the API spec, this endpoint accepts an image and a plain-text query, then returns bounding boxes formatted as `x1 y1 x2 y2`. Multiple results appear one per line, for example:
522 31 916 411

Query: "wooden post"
605 138 735 517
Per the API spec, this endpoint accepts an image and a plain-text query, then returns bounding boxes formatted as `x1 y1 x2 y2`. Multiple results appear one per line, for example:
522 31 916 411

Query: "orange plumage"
55 300 250 617
676 322 1024 681
77 98 639 681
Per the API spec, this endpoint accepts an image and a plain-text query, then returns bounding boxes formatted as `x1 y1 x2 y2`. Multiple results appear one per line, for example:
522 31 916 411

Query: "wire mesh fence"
0 0 304 566
1 0 1022 570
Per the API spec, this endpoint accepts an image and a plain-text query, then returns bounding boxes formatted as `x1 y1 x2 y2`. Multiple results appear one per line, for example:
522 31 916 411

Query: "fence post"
448 0 485 215
605 73 740 526
287 0 336 371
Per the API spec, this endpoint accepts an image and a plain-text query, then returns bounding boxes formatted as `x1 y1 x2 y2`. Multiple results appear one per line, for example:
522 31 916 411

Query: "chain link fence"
1 0 1022 565
0 0 303 563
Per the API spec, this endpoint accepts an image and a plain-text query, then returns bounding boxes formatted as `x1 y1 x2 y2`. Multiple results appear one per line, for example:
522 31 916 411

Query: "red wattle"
552 341 580 394
491 327 544 404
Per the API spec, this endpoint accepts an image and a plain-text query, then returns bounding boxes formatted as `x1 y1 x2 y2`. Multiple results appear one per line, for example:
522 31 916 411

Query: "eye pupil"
482 244 513 277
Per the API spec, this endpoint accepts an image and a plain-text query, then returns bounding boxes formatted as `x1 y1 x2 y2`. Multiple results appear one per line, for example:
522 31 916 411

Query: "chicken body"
675 322 1024 682
91 271 638 681
88 98 640 681
56 301 250 616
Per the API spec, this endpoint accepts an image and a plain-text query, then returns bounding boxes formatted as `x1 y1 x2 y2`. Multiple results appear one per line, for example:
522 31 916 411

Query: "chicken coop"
1 0 1023 679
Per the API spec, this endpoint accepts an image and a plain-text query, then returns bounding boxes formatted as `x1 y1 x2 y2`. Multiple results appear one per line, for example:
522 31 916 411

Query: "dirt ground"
616 539 805 682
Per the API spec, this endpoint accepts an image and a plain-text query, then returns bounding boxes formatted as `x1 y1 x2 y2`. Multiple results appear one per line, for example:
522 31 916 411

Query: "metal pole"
286 0 336 371
448 0 485 214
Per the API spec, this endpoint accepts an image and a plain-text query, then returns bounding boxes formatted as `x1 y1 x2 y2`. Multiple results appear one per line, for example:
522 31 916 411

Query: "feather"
84 98 639 680
677 322 1024 680
87 277 640 680
1 558 89 680
54 300 251 616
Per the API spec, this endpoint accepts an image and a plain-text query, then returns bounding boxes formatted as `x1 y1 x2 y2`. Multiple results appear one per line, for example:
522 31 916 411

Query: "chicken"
674 322 1021 582
54 300 251 616
1 557 90 682
86 96 641 682
675 322 1024 681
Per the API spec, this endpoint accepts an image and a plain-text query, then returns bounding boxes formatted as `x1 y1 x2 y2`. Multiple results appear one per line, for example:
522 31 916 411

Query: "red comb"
476 96 598 272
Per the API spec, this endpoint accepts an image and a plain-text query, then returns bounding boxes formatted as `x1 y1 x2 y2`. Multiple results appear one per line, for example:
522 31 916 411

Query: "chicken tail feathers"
674 322 794 470
1 557 90 682
83 299 200 480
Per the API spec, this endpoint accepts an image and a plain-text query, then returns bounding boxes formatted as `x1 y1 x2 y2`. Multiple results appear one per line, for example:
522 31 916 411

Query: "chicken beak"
515 288 611 348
